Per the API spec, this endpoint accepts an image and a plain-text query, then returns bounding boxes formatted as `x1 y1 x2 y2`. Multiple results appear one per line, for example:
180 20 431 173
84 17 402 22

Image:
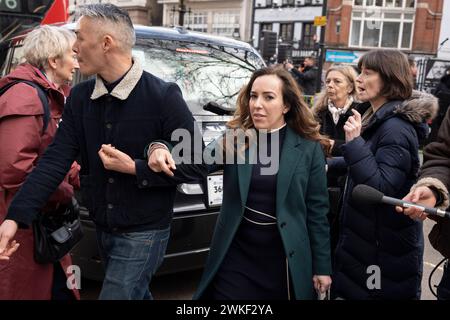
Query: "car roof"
133 25 255 52
58 23 257 53
4 23 261 59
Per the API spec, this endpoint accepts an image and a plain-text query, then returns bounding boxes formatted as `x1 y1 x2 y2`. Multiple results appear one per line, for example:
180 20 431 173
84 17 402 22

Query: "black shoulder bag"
33 197 84 264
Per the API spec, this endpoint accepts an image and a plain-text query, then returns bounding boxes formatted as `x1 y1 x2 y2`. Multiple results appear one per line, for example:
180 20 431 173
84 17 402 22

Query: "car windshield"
133 38 264 115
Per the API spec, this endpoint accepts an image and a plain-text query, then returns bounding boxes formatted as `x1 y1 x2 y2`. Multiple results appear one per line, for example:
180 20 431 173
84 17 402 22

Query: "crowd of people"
0 2 450 301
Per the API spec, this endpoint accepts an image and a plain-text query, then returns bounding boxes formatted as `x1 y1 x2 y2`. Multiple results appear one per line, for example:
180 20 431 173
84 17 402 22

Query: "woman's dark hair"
227 66 331 155
358 49 413 101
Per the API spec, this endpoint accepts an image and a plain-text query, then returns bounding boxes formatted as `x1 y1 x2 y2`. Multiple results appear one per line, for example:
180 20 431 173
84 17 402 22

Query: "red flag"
41 0 69 25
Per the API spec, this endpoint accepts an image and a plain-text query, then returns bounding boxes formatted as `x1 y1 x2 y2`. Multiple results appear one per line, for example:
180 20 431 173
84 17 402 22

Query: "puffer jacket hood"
360 91 438 141
394 90 438 124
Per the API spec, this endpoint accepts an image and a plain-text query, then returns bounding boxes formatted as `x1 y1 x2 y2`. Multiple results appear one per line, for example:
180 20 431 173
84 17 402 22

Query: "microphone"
352 184 450 219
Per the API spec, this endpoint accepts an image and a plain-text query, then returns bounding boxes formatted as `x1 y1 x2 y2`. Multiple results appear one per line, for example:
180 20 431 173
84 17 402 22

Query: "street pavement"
80 218 445 300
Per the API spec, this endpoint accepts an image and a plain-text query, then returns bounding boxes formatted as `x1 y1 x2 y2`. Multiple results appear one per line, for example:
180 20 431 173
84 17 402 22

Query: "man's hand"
329 139 335 150
148 148 176 177
283 62 294 71
395 186 437 221
98 144 136 175
344 109 362 142
0 220 20 260
313 275 332 294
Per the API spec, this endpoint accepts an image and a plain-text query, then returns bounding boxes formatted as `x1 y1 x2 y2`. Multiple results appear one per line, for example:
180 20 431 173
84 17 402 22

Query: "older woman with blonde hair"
313 65 359 157
0 25 80 299
313 65 360 252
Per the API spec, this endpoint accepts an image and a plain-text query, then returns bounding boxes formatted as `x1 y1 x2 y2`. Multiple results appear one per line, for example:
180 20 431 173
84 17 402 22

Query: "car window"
133 39 264 115
0 44 24 76
1 32 265 115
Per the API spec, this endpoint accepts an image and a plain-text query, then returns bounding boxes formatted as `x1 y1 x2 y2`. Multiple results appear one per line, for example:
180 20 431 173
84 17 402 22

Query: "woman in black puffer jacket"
331 49 437 300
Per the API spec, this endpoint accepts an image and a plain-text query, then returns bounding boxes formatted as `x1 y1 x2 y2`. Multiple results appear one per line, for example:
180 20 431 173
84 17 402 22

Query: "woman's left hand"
343 109 362 142
313 275 332 294
98 144 136 175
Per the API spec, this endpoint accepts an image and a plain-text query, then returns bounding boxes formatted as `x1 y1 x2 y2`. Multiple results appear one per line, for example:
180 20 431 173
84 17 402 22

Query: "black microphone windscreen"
352 184 384 205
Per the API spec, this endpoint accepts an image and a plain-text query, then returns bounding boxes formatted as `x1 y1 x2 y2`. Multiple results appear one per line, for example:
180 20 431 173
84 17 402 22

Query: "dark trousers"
437 259 450 300
51 263 75 300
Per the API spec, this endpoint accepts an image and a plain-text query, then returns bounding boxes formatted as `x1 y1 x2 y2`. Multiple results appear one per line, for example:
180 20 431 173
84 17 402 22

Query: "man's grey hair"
76 3 135 51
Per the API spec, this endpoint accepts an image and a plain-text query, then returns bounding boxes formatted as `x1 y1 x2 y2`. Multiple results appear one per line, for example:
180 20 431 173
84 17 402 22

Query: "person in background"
331 49 437 300
284 56 318 96
408 56 418 88
0 4 207 300
148 66 332 300
312 65 360 254
0 25 80 300
429 67 450 142
398 106 450 300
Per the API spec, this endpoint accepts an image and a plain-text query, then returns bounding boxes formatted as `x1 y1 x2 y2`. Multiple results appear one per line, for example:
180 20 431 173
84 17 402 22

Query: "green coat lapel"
276 127 303 207
237 126 303 208
237 146 254 207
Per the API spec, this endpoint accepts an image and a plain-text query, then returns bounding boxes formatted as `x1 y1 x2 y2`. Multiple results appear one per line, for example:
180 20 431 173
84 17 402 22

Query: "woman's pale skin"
249 75 289 130
326 70 354 148
46 46 79 88
326 70 353 109
344 66 387 143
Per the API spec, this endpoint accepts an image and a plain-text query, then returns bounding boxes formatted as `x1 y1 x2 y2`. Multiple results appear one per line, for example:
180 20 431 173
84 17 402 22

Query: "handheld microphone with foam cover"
352 184 450 219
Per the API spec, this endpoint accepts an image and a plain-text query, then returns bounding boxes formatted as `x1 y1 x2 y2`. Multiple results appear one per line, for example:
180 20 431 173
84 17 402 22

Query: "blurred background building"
69 0 163 26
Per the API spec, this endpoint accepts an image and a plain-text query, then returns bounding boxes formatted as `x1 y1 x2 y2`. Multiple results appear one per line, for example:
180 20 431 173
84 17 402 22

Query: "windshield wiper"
203 101 234 116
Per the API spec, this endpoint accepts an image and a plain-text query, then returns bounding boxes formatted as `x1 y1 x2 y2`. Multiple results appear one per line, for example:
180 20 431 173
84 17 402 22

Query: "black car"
0 25 265 280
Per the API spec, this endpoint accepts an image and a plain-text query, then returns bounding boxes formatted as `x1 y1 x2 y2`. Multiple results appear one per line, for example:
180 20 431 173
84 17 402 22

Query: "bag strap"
0 80 50 135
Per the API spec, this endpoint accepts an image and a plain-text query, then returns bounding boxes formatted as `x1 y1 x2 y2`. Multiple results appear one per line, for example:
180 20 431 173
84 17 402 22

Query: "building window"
301 23 316 48
184 12 208 32
212 12 240 37
280 23 293 42
281 0 295 6
350 0 415 49
353 0 414 7
261 23 273 31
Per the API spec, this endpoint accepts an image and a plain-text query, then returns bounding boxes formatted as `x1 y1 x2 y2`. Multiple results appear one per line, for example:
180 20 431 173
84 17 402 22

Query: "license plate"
207 175 223 207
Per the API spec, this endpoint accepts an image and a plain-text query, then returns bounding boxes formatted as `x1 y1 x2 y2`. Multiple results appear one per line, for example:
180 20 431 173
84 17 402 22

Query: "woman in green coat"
149 66 332 299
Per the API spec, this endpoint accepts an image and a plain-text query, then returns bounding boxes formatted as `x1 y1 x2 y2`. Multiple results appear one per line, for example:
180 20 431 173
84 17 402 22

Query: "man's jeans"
96 227 170 300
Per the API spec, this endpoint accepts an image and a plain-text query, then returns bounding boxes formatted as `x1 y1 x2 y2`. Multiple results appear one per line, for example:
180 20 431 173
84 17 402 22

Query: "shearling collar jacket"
91 57 143 100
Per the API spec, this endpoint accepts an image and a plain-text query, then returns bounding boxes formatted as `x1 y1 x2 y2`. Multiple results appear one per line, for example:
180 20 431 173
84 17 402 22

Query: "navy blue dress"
210 126 293 300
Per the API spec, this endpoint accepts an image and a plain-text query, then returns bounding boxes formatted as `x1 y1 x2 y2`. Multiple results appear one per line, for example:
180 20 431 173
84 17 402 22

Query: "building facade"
251 0 324 49
324 0 443 64
69 0 163 26
158 0 252 41
437 0 450 60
